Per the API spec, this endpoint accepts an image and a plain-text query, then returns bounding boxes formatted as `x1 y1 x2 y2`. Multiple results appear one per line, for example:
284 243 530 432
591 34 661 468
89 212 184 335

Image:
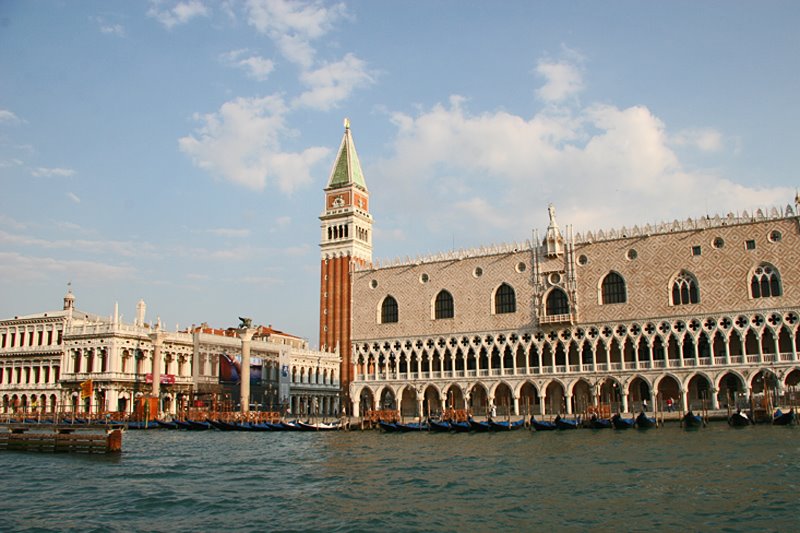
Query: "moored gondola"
156 420 179 430
488 419 525 431
588 415 611 429
611 413 635 429
378 420 401 432
773 408 796 426
635 412 657 429
554 415 578 430
530 416 557 431
468 418 492 432
728 410 752 427
396 421 429 432
450 420 471 433
429 419 452 432
682 411 704 428
297 420 341 431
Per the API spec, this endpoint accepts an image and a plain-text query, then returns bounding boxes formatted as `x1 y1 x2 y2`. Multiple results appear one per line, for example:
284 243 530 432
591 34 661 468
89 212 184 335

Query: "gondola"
468 418 492 432
156 419 179 430
279 420 303 431
588 415 611 429
396 421 429 432
378 420 401 432
449 420 471 433
635 412 657 429
488 419 525 431
297 420 340 431
209 419 235 431
682 411 704 428
773 408 796 426
185 419 212 430
611 413 635 429
126 420 159 430
529 417 557 431
428 419 452 432
728 410 752 427
554 415 578 430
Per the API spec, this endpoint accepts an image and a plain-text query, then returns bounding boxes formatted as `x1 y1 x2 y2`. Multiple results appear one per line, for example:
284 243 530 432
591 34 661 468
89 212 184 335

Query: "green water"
1 423 797 532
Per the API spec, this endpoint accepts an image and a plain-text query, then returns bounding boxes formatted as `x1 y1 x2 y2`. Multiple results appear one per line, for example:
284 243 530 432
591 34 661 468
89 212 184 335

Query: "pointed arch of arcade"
684 371 713 410
716 370 747 409
543 378 568 415
490 381 515 415
468 382 490 416
516 381 540 415
443 383 466 411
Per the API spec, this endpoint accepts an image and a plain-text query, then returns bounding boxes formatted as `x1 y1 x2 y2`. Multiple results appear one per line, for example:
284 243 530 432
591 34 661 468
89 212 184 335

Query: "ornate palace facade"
321 123 800 418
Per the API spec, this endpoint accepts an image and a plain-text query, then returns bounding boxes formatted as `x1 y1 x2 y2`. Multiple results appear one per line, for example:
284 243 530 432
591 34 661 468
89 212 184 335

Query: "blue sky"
1 1 798 345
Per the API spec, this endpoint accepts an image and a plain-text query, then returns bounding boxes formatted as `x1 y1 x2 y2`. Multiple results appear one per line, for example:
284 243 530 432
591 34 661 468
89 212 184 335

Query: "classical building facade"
321 125 800 418
1 294 341 417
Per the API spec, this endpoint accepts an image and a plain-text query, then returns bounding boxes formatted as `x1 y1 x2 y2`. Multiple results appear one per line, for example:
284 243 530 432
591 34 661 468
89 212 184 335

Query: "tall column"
239 327 255 414
538 393 546 416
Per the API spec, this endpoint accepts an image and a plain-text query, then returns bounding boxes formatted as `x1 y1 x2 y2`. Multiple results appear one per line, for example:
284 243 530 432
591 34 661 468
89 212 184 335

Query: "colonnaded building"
0 291 341 417
319 121 800 418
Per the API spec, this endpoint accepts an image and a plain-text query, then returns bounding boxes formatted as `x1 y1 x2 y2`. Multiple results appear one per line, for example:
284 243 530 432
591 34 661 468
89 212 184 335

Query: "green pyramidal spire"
326 118 367 190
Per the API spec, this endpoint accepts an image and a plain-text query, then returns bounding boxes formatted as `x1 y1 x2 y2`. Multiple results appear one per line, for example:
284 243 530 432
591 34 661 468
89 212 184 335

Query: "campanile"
319 119 372 406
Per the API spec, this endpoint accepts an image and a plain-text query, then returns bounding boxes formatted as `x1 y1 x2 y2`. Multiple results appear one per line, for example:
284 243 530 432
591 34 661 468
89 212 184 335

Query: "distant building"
319 122 800 417
1 293 341 417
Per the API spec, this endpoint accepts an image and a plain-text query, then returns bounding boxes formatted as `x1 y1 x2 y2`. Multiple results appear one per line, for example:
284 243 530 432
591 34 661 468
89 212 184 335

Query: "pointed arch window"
751 263 782 298
494 283 516 314
434 290 454 320
672 271 699 305
545 288 570 316
380 296 398 324
601 272 627 304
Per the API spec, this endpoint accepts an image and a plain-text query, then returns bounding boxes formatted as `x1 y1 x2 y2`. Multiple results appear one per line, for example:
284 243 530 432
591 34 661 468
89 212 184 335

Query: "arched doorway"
379 387 396 411
627 376 652 412
469 384 489 416
544 381 565 415
358 388 374 418
493 382 513 416
656 375 681 412
422 385 440 417
717 371 745 410
444 384 466 412
571 379 592 414
400 385 417 418
519 382 538 416
686 374 712 411
598 378 622 413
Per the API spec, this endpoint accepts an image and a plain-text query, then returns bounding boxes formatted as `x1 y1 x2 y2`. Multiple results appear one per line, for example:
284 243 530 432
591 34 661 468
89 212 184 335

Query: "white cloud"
374 85 791 249
208 227 251 238
221 49 275 81
31 167 76 178
0 229 156 258
100 23 126 37
66 192 81 204
293 53 374 110
147 0 209 29
179 95 330 192
245 0 346 68
671 128 724 152
536 58 584 103
0 109 22 123
0 252 136 282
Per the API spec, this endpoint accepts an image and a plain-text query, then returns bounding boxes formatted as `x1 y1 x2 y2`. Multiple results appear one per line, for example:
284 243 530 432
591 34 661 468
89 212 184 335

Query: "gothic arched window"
601 272 627 304
434 290 454 320
380 296 398 324
545 288 570 316
672 271 699 305
751 263 782 298
494 283 516 314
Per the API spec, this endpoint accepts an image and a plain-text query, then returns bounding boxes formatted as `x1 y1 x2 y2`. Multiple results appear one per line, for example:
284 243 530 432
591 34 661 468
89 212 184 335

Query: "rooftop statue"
238 317 253 329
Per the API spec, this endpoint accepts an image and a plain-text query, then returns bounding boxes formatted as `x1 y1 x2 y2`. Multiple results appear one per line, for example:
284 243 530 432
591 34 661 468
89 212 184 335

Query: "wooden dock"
0 425 122 454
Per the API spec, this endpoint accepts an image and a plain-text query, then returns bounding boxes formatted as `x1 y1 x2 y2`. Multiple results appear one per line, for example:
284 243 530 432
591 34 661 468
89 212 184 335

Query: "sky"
1 1 799 346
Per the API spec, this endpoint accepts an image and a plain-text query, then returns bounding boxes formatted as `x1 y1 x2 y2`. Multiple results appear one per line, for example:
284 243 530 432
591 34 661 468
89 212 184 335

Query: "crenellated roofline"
356 202 798 273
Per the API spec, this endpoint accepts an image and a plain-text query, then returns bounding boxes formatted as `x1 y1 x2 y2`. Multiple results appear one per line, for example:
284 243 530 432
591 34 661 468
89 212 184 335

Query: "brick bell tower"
319 119 372 408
